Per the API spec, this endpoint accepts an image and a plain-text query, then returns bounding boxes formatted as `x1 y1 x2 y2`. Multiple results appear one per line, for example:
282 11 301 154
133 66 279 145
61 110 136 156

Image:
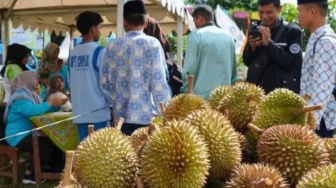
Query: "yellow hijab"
40 43 59 74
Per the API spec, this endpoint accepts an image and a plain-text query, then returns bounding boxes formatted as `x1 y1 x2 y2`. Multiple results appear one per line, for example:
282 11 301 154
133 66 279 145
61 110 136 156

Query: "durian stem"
303 93 311 101
88 124 94 136
61 151 74 187
135 176 145 188
187 75 194 94
302 104 323 113
247 123 264 134
148 123 160 136
159 102 165 114
116 117 125 131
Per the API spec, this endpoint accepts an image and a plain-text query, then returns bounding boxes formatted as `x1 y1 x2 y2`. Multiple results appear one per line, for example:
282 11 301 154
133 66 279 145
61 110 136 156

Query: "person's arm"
150 43 172 115
264 25 303 70
14 100 52 117
6 64 22 81
99 47 114 106
181 32 199 92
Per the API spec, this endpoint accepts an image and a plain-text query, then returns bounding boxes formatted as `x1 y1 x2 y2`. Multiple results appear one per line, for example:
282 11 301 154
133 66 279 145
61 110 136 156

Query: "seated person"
0 43 32 102
44 75 72 112
4 71 68 185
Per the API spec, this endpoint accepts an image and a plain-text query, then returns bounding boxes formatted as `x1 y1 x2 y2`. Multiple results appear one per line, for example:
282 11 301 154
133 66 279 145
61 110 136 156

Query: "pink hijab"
10 71 42 104
4 71 43 123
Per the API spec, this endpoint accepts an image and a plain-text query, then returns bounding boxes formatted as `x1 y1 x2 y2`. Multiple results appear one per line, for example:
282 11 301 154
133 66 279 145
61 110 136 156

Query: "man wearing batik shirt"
297 0 336 138
101 0 171 135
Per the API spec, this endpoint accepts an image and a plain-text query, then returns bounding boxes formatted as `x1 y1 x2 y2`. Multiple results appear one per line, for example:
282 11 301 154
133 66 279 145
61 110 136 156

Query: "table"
29 112 79 152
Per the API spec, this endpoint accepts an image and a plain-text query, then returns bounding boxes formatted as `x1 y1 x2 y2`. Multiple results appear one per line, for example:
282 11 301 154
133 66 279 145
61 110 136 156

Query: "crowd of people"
0 0 335 185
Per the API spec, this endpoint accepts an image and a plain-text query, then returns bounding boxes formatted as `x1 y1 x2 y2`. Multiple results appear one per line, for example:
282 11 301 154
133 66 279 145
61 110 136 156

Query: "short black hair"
192 5 214 22
314 3 328 16
75 11 103 35
124 14 146 26
258 0 281 8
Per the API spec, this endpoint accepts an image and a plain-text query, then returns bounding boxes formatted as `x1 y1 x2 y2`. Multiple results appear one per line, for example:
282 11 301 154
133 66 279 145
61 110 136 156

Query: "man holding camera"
243 0 303 94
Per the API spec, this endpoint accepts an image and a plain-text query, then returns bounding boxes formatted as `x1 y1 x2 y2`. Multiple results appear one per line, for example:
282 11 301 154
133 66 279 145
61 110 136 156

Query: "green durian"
257 124 330 186
140 120 210 188
185 109 241 179
208 85 232 110
218 82 265 133
73 128 138 188
163 94 209 122
226 163 289 188
297 164 336 188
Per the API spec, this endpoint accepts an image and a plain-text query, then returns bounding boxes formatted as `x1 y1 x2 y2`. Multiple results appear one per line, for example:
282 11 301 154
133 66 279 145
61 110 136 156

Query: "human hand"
48 98 68 107
257 26 271 46
248 36 263 53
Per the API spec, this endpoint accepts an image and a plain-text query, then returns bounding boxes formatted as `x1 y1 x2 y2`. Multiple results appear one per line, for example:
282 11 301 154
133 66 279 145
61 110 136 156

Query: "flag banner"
215 4 246 53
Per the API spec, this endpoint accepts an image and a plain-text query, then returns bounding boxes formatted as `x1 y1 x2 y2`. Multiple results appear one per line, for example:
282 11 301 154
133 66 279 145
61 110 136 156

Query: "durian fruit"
163 94 209 122
323 138 336 163
208 85 232 110
186 109 241 178
130 127 149 150
151 116 164 127
251 88 308 130
218 82 265 133
245 89 317 163
225 163 289 188
140 120 210 188
297 164 336 188
257 124 330 186
306 112 317 130
185 109 241 179
73 128 138 188
236 131 247 150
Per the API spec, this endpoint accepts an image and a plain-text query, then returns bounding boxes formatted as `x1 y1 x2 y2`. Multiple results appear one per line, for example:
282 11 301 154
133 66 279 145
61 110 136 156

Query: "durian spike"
148 123 160 136
159 102 165 114
116 117 125 131
61 151 75 187
223 109 229 117
247 123 264 135
253 178 273 188
88 125 94 136
303 93 312 101
302 104 323 113
187 75 194 94
136 176 145 188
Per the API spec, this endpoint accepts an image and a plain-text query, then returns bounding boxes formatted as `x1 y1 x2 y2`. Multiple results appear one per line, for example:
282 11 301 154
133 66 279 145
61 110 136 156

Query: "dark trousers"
16 135 65 172
121 123 147 136
315 117 334 138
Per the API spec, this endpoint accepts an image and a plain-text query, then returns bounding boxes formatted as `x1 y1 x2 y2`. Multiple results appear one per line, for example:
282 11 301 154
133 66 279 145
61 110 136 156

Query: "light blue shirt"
300 25 336 130
101 31 171 125
68 42 111 123
5 89 56 146
181 24 238 99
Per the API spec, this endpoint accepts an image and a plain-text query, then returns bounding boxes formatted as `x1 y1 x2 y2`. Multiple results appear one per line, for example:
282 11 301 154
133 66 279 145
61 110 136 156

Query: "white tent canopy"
0 0 194 64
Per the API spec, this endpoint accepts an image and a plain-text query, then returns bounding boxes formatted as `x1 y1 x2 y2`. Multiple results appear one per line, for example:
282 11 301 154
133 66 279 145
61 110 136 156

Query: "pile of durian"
56 76 336 188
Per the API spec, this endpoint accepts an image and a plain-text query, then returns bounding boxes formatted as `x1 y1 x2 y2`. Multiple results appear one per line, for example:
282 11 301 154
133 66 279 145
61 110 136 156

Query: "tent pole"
1 16 10 65
176 16 183 67
117 0 124 37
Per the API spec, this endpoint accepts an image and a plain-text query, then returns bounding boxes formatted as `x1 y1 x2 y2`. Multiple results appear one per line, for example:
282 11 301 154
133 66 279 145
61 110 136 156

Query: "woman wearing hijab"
4 71 67 184
0 43 32 102
39 43 68 89
44 75 72 112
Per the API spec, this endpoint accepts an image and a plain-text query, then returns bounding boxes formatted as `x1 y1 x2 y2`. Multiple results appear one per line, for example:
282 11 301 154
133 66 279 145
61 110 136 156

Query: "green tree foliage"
280 1 336 50
189 0 258 11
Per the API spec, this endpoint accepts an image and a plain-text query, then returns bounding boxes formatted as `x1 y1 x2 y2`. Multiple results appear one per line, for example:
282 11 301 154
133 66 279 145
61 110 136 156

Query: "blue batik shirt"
101 31 171 125
300 25 336 130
